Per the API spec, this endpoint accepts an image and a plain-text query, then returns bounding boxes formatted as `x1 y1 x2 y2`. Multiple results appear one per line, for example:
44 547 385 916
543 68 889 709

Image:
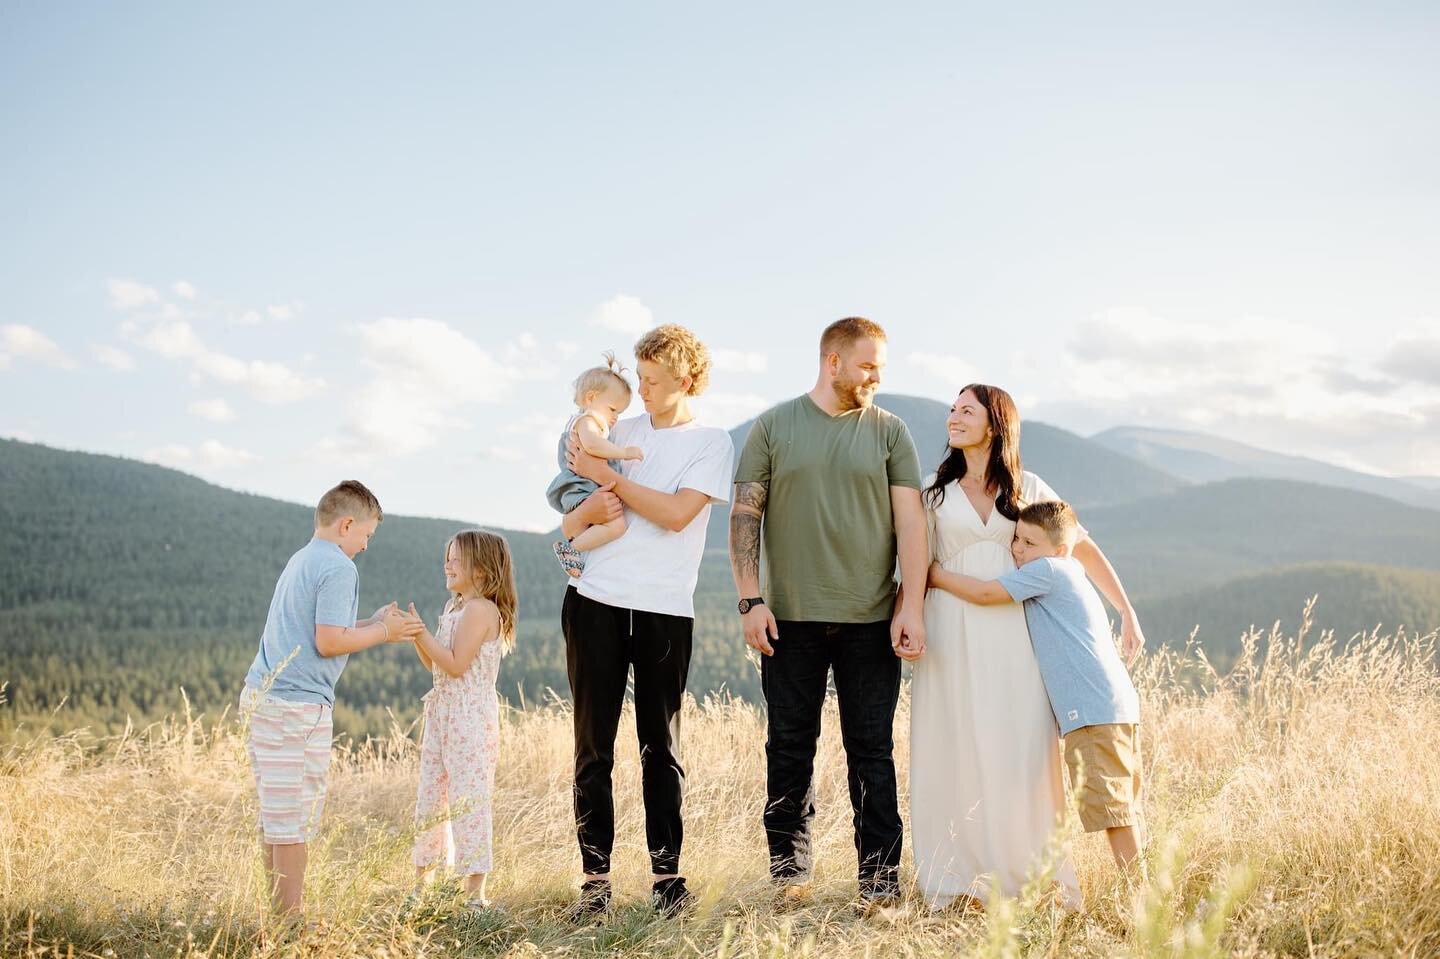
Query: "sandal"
552 539 584 577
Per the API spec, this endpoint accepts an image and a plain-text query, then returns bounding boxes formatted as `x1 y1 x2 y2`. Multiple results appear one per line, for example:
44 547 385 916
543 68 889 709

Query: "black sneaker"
857 877 903 914
651 877 694 917
568 879 611 923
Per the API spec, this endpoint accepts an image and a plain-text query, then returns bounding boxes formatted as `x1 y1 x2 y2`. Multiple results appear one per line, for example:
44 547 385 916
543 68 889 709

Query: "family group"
240 319 1145 924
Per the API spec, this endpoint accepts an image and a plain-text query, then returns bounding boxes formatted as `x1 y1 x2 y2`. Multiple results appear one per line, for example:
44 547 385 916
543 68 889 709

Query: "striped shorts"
241 686 333 844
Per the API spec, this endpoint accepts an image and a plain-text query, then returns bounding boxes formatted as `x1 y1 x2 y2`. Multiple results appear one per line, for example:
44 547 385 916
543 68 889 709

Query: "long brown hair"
923 384 1024 522
447 529 518 652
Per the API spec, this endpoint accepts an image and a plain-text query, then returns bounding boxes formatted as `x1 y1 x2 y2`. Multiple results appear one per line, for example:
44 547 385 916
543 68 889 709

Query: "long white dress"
909 471 1081 908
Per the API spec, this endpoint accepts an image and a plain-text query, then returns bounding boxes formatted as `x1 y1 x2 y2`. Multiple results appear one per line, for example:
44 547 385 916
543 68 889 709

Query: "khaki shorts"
1063 723 1142 832
241 686 333 845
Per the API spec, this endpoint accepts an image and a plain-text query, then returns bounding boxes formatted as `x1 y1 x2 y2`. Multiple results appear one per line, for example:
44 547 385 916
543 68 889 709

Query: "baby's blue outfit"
545 412 610 514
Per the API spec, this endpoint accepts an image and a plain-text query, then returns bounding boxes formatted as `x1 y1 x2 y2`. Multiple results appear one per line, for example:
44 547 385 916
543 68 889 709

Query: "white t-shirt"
576 413 735 618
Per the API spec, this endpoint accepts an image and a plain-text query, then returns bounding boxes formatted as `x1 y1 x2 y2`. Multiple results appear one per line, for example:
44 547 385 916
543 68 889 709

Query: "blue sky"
3 2 1439 530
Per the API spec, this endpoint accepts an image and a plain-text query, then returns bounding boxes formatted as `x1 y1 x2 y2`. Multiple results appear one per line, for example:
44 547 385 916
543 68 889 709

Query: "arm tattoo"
730 511 763 583
734 481 768 513
730 482 767 584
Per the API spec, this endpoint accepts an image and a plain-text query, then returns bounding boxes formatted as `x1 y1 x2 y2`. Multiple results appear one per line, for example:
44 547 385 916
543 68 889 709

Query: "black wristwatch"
738 597 765 615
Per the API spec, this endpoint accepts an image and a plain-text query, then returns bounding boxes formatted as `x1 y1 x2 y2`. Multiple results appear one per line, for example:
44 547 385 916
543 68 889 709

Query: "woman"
908 384 1144 909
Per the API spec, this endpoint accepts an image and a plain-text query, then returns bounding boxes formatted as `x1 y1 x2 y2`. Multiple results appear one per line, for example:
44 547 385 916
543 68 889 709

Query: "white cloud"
1039 307 1440 476
125 317 323 404
712 349 769 374
189 398 235 422
504 332 562 379
590 294 654 338
107 278 160 310
172 280 198 301
90 344 136 371
1 325 77 370
906 351 981 391
144 439 256 471
318 317 521 460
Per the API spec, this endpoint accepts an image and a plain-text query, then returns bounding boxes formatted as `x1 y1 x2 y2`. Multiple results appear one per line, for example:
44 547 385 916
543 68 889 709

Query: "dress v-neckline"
958 483 996 526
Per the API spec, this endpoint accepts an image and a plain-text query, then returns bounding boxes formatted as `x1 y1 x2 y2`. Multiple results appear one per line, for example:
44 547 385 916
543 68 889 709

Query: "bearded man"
728 316 928 907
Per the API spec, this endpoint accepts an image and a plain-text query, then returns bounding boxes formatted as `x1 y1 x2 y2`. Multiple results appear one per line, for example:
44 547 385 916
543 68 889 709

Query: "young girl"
545 352 644 576
409 529 517 911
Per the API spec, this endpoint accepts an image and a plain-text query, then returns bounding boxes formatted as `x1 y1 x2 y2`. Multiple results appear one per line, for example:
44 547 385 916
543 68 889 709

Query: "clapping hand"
378 604 413 643
405 603 430 643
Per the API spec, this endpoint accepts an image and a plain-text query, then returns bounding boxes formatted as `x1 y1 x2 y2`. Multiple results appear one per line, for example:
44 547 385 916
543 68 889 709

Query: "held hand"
743 606 779 656
573 484 623 526
891 606 926 661
927 562 946 591
380 606 411 643
623 445 644 462
400 602 427 641
1121 611 1146 664
371 601 398 623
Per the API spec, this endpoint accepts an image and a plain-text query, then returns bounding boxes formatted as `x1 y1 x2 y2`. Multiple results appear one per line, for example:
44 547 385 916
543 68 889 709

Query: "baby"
546 353 644 576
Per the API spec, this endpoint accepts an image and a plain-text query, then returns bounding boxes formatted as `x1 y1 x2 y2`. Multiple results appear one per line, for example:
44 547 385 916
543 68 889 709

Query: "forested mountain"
4 417 1439 739
1135 563 1440 666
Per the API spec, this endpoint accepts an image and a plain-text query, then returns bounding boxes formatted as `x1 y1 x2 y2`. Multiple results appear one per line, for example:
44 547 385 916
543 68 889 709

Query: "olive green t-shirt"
733 394 922 623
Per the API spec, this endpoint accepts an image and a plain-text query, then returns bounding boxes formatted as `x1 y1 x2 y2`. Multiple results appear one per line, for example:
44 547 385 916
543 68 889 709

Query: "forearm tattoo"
730 482 768 583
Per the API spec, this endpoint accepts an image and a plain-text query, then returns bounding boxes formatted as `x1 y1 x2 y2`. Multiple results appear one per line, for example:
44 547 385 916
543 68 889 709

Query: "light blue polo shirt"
999 556 1140 736
244 538 360 706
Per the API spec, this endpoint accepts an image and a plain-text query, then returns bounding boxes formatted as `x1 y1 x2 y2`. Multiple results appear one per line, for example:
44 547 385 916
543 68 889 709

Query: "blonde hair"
446 529 518 652
1017 500 1080 547
634 324 711 396
572 351 632 407
315 480 382 527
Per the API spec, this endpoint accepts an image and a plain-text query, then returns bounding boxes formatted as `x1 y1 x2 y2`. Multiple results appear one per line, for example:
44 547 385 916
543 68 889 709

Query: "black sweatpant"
761 619 903 892
562 586 693 877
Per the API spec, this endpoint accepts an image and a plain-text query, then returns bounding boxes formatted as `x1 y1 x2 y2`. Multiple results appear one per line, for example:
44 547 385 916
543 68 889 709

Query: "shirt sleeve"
316 562 359 628
999 558 1055 603
886 418 923 490
1025 472 1089 541
732 414 772 487
679 430 737 505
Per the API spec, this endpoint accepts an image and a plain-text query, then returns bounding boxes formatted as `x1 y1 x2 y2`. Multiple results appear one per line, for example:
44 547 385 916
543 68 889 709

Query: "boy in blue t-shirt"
241 480 421 918
930 500 1145 878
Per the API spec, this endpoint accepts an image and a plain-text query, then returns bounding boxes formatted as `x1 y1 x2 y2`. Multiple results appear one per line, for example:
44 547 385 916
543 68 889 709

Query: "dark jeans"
761 619 902 892
562 586 693 877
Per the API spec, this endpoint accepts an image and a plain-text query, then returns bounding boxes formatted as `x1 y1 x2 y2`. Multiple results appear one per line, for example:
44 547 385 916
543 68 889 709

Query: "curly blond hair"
634 324 711 396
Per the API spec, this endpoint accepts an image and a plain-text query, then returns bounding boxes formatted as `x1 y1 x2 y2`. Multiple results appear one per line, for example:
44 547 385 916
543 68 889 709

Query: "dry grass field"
4 612 1439 958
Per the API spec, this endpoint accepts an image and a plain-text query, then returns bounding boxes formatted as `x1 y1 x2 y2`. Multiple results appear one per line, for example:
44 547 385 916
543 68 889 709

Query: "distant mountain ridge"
1093 425 1440 511
5 415 1440 738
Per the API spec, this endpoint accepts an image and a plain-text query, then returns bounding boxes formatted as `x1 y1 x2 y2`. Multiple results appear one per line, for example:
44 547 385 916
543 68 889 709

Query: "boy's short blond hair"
573 351 632 406
315 480 383 527
1017 500 1079 547
634 324 711 396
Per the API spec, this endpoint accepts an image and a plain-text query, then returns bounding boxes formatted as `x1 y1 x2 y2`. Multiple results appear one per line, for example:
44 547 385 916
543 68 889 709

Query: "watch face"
738 599 751 614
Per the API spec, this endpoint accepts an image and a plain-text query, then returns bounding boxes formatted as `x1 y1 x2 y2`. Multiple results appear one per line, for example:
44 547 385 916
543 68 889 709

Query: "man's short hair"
1017 500 1079 547
316 480 383 527
634 324 711 396
820 317 887 357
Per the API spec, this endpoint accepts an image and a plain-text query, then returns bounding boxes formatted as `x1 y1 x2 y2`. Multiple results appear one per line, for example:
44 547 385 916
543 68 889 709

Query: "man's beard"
831 375 876 411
